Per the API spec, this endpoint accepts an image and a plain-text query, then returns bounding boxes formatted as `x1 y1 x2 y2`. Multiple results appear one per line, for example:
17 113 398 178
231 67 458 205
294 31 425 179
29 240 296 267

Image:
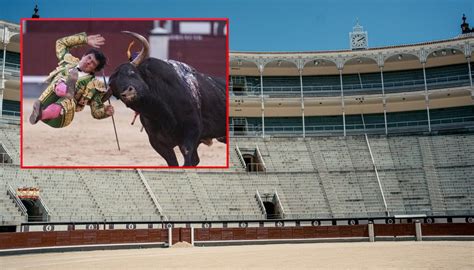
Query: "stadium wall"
1 223 473 252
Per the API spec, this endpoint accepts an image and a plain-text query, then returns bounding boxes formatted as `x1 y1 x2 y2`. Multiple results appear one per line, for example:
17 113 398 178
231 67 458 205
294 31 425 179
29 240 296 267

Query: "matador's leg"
29 100 42 124
65 68 78 99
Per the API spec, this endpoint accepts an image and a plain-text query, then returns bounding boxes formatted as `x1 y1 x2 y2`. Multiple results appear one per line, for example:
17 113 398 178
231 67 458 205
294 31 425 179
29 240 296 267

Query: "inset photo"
21 19 228 168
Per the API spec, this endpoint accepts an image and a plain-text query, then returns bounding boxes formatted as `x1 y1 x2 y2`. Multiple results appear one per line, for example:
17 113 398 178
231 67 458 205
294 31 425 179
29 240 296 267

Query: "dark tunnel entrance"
21 199 44 222
263 201 277 219
242 153 265 172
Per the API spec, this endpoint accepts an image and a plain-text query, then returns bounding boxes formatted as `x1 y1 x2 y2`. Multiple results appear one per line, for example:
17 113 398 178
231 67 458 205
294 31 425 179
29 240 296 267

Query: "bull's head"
108 31 150 110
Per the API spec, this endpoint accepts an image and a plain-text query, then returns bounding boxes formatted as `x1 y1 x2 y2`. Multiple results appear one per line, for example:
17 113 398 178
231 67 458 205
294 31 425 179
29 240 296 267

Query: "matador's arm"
55 32 88 61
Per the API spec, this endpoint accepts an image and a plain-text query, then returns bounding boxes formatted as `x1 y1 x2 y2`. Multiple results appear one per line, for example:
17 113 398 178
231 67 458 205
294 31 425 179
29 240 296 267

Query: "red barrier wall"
0 229 168 250
421 224 474 236
194 225 369 241
1 224 473 250
373 224 416 236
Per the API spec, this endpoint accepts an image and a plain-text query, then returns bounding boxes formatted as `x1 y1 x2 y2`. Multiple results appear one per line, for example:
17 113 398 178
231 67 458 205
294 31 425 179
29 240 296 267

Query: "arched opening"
262 59 299 95
263 201 276 219
383 53 428 132
341 56 382 134
260 192 283 219
425 48 470 89
243 154 252 166
229 59 259 96
238 147 266 172
242 153 262 172
263 202 276 219
301 58 344 135
21 199 44 222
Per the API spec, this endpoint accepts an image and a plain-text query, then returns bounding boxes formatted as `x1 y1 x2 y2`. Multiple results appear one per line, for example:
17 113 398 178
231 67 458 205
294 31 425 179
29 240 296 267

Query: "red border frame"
20 18 230 170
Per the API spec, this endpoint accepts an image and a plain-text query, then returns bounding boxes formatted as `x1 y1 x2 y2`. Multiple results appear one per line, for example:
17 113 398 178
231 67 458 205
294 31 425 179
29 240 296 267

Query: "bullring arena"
1 15 474 269
1 242 472 269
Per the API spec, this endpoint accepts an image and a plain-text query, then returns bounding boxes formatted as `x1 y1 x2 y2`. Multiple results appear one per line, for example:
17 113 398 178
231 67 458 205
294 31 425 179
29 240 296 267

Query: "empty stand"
1 131 473 224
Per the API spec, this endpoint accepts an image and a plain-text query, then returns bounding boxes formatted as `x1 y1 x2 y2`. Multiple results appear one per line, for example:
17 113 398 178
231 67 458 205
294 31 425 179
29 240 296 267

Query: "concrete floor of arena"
1 241 473 269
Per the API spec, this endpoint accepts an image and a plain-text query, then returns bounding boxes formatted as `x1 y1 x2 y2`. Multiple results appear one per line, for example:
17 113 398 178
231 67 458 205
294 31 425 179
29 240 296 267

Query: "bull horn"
122 31 149 66
126 41 135 60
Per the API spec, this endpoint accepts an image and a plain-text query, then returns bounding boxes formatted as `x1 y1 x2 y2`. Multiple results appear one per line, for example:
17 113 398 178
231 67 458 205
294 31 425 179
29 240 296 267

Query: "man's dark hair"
85 49 107 72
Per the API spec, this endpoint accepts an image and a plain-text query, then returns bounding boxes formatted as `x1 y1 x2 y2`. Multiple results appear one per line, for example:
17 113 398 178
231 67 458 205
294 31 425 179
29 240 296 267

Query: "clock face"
351 33 367 48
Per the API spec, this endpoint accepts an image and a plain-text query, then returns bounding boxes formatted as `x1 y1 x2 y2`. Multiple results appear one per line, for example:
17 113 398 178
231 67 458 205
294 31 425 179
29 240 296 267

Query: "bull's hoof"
29 100 42 125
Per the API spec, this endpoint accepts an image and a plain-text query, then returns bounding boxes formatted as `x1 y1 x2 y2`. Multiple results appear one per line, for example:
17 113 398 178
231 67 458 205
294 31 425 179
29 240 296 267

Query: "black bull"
107 32 226 166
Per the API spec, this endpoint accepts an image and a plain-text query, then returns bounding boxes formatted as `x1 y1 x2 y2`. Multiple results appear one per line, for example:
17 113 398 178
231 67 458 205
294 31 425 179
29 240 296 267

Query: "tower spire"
32 4 40 18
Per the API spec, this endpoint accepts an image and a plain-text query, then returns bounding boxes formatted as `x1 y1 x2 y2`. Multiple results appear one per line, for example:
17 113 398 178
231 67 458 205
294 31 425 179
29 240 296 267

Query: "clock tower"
350 19 368 50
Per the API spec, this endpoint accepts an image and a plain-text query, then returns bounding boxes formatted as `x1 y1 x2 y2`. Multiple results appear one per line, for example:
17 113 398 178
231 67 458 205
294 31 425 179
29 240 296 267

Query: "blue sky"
1 0 473 51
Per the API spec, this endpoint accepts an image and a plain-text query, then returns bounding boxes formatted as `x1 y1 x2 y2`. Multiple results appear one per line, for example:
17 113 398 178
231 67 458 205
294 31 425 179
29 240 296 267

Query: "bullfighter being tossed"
29 32 114 128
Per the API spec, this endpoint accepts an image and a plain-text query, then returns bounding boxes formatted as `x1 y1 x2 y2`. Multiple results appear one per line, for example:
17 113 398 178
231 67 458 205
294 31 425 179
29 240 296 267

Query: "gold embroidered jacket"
45 32 109 119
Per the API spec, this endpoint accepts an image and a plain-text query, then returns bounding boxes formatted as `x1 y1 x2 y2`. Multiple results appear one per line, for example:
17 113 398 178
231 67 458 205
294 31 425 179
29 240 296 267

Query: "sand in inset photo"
22 98 226 167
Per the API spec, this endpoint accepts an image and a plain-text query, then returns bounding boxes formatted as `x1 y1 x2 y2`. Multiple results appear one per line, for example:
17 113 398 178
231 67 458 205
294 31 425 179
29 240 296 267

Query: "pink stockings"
41 104 62 120
41 82 66 120
54 82 68 97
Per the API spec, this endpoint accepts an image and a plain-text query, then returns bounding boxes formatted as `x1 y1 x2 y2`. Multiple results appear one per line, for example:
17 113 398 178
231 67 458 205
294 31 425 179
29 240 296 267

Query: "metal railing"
255 190 267 218
364 134 389 217
1 61 20 69
38 195 51 222
230 115 474 137
255 144 267 172
245 162 266 173
7 184 28 218
274 190 286 219
234 145 247 169
136 169 168 221
231 73 474 97
2 63 20 78
0 112 20 126
2 110 20 117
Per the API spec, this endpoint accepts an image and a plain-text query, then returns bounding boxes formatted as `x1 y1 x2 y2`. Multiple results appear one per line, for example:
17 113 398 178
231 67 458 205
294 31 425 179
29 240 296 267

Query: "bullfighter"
29 32 114 128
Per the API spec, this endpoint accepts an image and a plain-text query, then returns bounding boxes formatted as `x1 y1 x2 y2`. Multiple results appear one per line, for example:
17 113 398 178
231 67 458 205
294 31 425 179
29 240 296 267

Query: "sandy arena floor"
1 241 473 269
22 98 227 167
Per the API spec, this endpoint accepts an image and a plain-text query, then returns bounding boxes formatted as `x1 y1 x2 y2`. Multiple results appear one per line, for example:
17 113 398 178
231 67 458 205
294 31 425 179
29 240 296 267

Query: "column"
464 42 473 97
168 227 173 247
1 26 8 118
415 220 422 241
339 68 346 137
368 222 375 242
259 64 265 138
467 56 473 97
1 25 7 83
299 66 306 138
379 66 388 135
421 62 432 133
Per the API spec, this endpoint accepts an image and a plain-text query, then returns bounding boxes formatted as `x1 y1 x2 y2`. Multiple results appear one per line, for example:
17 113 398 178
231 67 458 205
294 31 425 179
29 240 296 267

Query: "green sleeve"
90 92 109 120
55 32 88 61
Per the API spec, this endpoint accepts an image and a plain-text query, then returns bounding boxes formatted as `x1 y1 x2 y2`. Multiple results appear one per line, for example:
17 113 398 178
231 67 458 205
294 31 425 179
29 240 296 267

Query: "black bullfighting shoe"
29 100 42 125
